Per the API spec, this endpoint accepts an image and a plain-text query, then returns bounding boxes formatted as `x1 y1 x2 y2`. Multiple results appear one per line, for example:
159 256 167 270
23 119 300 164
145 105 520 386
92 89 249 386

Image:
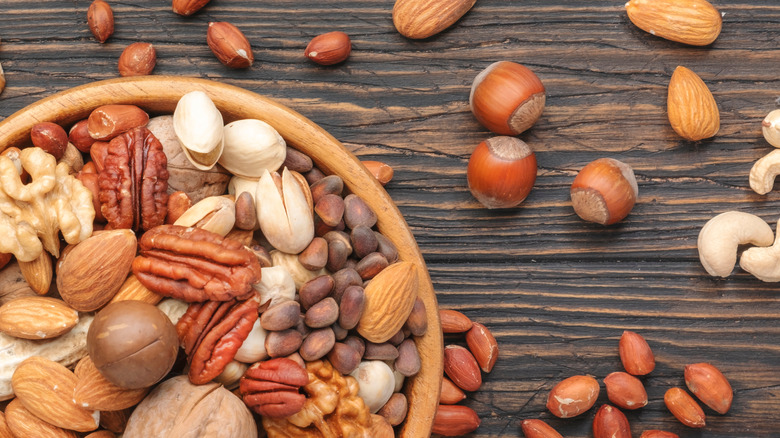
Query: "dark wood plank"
2 0 780 436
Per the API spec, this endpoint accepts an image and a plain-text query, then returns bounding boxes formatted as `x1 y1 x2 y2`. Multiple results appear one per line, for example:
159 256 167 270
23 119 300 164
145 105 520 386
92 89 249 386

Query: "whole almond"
443 344 482 392
12 356 99 432
4 398 78 438
207 22 253 68
56 229 138 312
118 42 156 77
18 250 53 295
439 376 466 404
392 0 477 39
74 356 149 411
362 160 394 186
439 308 472 333
603 371 648 410
0 296 78 339
664 387 706 428
546 375 600 418
431 404 480 436
357 261 419 343
619 330 655 376
640 431 680 438
109 274 163 305
593 404 631 438
625 0 722 46
30 122 68 160
465 321 498 373
684 362 733 414
87 0 114 43
172 0 210 16
305 31 351 66
0 412 10 438
520 419 563 438
667 66 719 141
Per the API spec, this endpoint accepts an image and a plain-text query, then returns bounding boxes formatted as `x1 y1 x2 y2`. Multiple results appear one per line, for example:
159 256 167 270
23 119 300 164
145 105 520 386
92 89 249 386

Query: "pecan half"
240 358 309 418
132 224 263 302
176 296 260 385
98 126 169 231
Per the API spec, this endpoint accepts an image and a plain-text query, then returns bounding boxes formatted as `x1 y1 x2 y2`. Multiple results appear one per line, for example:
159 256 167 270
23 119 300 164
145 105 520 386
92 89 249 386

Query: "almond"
74 356 149 411
87 0 114 43
392 0 477 39
625 0 722 46
465 321 498 373
0 411 13 437
207 22 253 69
56 229 137 312
357 261 419 343
12 356 99 432
85 431 117 438
546 375 600 418
18 250 53 295
108 274 164 305
640 431 680 438
4 398 78 438
118 42 157 77
592 404 631 438
443 344 481 392
664 387 706 428
361 160 394 186
520 419 563 438
172 0 210 16
684 362 733 414
603 371 648 410
667 66 719 141
439 309 472 333
439 376 466 404
305 31 352 66
619 330 655 376
0 296 79 339
431 404 480 436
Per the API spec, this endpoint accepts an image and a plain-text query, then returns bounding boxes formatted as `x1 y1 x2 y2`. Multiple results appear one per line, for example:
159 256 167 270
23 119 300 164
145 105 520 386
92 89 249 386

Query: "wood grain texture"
1 0 779 436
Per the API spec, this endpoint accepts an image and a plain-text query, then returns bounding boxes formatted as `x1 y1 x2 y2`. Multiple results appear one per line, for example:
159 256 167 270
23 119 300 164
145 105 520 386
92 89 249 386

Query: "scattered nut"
305 31 352 66
392 0 477 40
87 0 114 43
592 404 631 438
664 387 706 428
431 404 480 436
749 149 780 195
207 22 254 68
546 375 600 418
467 136 537 209
172 0 211 16
667 65 720 141
603 371 648 410
625 0 722 46
763 109 780 147
619 330 655 376
571 157 638 225
118 42 157 77
697 211 774 277
520 419 563 438
684 362 733 414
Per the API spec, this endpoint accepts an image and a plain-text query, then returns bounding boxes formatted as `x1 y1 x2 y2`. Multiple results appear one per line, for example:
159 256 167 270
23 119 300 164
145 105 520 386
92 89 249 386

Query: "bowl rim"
0 76 443 436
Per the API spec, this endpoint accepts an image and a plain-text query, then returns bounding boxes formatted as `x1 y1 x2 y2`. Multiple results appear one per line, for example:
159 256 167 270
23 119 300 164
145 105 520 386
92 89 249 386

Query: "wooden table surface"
1 0 779 436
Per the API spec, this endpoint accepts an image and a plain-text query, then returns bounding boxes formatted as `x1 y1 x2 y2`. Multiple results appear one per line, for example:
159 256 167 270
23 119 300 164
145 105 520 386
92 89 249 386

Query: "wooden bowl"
0 76 443 436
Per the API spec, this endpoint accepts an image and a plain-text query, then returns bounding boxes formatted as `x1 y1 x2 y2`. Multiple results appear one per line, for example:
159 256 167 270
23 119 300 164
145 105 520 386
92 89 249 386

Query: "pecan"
98 126 169 231
239 358 309 418
132 224 263 302
176 296 260 385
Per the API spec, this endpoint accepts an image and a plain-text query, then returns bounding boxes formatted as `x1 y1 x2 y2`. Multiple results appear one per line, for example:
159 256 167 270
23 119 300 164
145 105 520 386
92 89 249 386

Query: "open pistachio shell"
220 119 286 179
255 168 314 254
173 195 236 237
173 91 225 170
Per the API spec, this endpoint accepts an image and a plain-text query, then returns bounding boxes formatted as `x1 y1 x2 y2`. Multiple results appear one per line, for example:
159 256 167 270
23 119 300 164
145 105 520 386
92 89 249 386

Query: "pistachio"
252 265 296 308
350 360 395 413
233 319 269 363
270 250 326 289
214 360 248 390
256 168 314 254
219 119 286 178
173 195 236 236
173 91 225 170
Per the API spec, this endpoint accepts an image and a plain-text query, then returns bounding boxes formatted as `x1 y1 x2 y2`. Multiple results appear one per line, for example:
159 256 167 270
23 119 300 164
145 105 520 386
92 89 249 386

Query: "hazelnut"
305 31 352 66
467 136 537 209
570 158 638 225
469 61 546 135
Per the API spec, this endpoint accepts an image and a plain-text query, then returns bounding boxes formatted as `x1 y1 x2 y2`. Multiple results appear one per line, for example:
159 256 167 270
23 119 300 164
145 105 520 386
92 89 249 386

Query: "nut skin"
467 136 537 209
625 0 722 46
470 61 546 135
619 330 655 375
443 344 482 392
667 65 719 141
362 160 393 186
87 0 114 43
465 321 498 373
305 31 352 66
118 42 157 77
207 22 253 68
664 387 706 428
592 404 631 438
30 122 68 160
603 371 648 410
520 419 563 438
571 158 638 225
684 362 733 414
546 375 600 418
431 404 480 436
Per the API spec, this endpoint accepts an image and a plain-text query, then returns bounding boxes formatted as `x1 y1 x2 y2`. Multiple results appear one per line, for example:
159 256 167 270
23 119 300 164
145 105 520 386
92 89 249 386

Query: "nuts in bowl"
0 76 442 437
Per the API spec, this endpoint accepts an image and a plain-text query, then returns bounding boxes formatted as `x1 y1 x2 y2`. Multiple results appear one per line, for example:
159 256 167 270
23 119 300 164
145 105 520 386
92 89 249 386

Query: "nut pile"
0 90 430 437
521 330 733 437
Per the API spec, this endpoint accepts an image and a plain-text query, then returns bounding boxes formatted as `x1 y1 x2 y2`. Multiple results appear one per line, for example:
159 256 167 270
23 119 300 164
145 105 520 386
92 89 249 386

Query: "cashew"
749 149 780 195
763 109 780 148
698 211 774 277
740 218 780 281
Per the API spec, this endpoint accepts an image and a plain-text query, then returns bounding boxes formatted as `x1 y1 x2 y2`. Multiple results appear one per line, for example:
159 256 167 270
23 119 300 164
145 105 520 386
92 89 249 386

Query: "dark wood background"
1 0 779 436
